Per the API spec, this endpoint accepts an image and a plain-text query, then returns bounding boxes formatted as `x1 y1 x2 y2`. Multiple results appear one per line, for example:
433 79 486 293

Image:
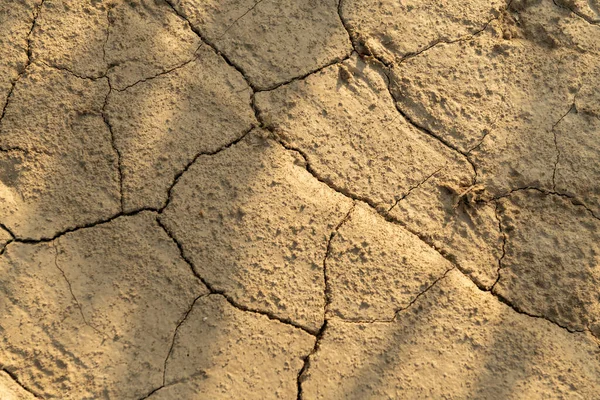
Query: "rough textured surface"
106 45 256 211
558 0 600 23
0 64 119 240
32 0 201 87
554 87 600 215
149 295 314 400
340 0 505 64
303 270 600 399
256 54 502 287
105 0 201 90
0 371 36 400
3 0 600 398
0 0 37 109
327 203 452 320
495 190 600 333
0 212 206 399
31 0 108 78
256 54 467 210
170 0 353 89
161 132 352 332
388 0 600 194
388 167 503 289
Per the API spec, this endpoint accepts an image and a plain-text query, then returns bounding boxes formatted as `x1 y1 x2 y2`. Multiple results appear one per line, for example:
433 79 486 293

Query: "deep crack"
322 203 356 319
102 77 125 212
11 208 158 243
382 68 478 186
0 0 45 129
155 217 317 336
1 368 42 399
296 321 327 400
163 0 256 90
553 0 600 24
490 200 507 291
271 137 589 338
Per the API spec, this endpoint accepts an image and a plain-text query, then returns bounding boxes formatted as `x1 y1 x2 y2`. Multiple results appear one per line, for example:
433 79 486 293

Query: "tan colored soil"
1 0 599 399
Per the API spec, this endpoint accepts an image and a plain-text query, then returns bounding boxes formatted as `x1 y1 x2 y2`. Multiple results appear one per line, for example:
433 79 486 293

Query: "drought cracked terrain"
1 0 600 398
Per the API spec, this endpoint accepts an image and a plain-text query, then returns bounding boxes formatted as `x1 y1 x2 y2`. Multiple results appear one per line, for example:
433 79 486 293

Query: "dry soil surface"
1 0 600 399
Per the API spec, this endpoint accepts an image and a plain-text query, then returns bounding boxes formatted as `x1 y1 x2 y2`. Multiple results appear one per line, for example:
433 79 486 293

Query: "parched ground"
1 0 600 399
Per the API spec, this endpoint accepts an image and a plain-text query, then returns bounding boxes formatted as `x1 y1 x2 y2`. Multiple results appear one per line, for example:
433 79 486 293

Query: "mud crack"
489 200 507 291
0 0 45 128
102 78 125 212
492 186 600 222
553 0 600 24
270 124 589 339
155 218 316 336
162 293 209 386
1 368 42 399
295 203 356 399
163 0 255 90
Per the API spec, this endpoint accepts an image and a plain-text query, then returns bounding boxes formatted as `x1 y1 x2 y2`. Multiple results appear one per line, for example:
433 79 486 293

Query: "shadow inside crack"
2 0 600 399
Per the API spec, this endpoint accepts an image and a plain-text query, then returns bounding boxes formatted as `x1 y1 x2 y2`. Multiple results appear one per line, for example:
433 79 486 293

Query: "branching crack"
6 127 253 243
295 203 355 399
0 223 16 240
492 186 600 222
296 321 327 400
12 208 158 244
381 69 478 186
337 0 362 55
154 218 316 336
0 239 13 256
158 126 255 213
272 134 593 338
491 286 586 333
3 2 597 397
338 0 501 66
163 0 256 90
1 368 42 399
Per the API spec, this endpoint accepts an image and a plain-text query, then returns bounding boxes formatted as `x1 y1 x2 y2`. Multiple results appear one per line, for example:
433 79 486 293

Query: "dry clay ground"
1 0 600 399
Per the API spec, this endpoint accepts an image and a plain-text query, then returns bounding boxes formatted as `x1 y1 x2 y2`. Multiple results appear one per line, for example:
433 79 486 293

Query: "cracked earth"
1 0 600 398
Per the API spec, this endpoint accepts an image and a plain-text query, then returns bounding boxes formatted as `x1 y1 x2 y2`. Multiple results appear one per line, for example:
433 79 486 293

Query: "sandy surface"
1 0 599 399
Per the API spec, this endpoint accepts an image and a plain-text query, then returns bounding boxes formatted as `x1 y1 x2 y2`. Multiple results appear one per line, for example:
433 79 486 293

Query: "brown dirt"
1 0 599 399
